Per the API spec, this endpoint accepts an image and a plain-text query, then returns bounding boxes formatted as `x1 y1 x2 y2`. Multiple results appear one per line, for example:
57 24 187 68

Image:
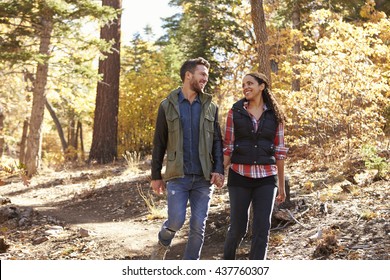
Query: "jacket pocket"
167 151 176 161
166 114 179 132
204 113 215 134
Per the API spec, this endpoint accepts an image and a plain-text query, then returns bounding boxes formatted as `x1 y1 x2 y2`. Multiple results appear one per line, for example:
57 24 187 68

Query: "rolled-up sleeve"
274 123 288 160
223 109 234 157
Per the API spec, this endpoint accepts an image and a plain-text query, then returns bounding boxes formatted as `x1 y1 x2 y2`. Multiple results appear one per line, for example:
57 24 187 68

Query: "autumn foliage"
0 0 388 179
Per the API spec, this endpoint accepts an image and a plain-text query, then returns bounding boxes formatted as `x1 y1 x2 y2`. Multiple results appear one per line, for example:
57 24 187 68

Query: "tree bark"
77 121 85 161
45 100 68 153
66 119 78 161
0 106 4 158
89 0 121 164
19 118 29 165
292 1 301 92
250 0 272 86
25 13 53 176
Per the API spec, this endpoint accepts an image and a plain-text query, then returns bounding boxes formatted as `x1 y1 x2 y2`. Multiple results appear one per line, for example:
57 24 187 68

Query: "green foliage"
361 144 389 178
162 0 246 91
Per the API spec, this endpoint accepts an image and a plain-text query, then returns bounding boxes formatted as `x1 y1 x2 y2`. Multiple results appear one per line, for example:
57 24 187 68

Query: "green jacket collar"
166 87 212 106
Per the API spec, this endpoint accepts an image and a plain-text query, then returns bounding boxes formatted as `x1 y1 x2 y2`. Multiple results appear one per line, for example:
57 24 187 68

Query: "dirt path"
0 160 389 260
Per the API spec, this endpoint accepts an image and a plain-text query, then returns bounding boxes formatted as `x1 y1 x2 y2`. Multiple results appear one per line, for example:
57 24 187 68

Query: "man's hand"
151 179 166 195
210 173 225 188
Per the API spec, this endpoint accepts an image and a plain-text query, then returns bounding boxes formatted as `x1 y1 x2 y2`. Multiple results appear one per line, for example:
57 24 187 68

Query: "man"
150 57 224 260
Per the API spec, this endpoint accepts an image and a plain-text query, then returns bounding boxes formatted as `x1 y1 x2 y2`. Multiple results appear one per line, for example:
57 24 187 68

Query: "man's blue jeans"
158 175 214 260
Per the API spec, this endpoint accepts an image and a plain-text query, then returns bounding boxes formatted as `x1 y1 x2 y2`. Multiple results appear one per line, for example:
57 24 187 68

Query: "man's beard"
190 78 204 94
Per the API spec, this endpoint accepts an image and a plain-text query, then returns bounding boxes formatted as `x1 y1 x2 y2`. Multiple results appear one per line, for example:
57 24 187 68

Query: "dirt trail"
0 160 389 260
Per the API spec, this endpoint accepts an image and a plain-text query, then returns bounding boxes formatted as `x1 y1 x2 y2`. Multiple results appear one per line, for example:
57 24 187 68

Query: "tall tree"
89 0 122 164
0 105 4 158
250 0 271 85
162 0 245 91
24 3 53 176
0 0 117 175
291 0 301 91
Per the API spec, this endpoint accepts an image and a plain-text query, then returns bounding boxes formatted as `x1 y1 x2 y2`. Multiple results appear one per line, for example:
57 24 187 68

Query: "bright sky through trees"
121 0 181 43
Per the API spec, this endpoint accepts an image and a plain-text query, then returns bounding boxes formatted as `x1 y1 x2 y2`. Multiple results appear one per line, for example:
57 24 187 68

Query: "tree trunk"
0 106 4 158
67 119 77 161
89 0 121 164
25 14 53 177
19 118 29 165
69 119 77 149
77 121 85 161
250 0 272 86
291 2 301 92
45 100 68 153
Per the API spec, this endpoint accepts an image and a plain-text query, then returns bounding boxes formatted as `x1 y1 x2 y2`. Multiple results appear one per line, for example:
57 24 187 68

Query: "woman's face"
242 75 264 101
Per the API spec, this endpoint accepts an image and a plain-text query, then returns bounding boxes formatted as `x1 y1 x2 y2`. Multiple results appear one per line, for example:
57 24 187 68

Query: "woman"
223 72 288 260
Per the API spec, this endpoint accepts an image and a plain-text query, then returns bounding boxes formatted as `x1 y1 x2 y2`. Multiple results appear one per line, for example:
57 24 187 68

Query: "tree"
0 0 117 175
89 0 122 164
24 3 53 177
250 0 271 84
162 0 245 91
291 0 302 92
0 105 4 158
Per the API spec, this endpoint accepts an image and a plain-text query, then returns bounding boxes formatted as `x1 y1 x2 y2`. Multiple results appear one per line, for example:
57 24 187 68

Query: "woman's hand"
275 186 286 204
211 173 225 188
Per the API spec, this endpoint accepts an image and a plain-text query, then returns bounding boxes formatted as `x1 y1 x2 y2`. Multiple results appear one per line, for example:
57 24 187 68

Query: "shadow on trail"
1 165 129 198
31 176 162 225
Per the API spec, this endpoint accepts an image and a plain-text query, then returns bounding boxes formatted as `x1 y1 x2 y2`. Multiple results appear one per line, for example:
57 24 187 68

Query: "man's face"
189 65 209 93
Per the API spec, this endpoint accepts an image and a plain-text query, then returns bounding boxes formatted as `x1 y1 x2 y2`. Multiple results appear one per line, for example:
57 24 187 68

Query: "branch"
286 209 309 229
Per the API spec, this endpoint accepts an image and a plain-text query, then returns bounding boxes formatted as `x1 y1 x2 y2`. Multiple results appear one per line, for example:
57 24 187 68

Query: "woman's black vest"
230 99 278 165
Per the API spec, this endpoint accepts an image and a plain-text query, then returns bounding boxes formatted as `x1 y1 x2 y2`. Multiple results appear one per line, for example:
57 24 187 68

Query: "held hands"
210 173 225 188
151 179 166 195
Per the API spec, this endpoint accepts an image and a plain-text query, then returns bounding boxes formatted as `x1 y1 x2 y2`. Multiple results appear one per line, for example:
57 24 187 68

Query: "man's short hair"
180 57 210 82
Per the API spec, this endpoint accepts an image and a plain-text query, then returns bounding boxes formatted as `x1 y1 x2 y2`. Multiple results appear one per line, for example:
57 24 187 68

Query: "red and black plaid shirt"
223 103 288 178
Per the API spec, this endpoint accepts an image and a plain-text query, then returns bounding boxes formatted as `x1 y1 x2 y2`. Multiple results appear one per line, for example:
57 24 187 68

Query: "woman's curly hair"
246 72 286 124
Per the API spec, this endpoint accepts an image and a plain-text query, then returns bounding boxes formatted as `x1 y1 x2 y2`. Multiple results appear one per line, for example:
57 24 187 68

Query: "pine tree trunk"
45 100 68 153
19 118 29 165
25 15 53 176
89 0 121 164
292 2 301 92
78 121 85 161
250 0 271 86
67 119 77 161
0 105 4 158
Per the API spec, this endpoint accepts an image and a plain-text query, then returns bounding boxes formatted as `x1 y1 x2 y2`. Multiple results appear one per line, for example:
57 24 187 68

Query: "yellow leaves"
118 40 177 154
0 160 30 186
360 0 386 22
309 9 333 25
303 181 314 194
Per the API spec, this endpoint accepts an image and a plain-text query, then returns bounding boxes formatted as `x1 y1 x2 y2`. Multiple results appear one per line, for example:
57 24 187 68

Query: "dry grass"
137 183 167 220
123 151 142 174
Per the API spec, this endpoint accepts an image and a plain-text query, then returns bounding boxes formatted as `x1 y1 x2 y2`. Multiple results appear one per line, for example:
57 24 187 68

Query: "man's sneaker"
150 241 170 260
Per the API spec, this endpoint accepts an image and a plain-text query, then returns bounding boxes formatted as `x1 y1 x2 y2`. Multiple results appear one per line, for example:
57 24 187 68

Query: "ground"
0 158 388 260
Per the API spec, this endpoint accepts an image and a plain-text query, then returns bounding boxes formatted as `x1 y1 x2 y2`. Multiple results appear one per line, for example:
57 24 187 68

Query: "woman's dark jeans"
223 183 277 260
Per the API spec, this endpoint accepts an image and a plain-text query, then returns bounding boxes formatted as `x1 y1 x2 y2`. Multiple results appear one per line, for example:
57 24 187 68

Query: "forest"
0 0 389 261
